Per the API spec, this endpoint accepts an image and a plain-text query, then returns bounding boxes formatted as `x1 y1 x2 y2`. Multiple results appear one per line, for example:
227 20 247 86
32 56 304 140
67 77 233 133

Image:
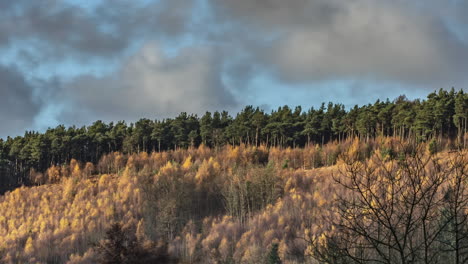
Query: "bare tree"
314 147 460 264
439 153 468 264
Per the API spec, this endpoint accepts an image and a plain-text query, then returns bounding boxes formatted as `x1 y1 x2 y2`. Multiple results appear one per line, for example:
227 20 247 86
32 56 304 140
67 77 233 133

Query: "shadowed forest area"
0 89 467 263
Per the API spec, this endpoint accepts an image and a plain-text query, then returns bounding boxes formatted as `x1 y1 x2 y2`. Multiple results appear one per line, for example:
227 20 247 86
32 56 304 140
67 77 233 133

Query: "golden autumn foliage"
0 139 466 263
0 169 143 263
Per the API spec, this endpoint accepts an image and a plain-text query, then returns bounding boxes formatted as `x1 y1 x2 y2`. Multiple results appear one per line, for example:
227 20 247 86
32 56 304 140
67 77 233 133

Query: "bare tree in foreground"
313 148 468 264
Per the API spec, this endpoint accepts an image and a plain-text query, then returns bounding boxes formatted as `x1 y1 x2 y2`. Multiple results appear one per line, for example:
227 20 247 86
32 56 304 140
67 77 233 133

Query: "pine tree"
95 223 167 264
267 243 282 264
200 112 213 146
454 90 468 148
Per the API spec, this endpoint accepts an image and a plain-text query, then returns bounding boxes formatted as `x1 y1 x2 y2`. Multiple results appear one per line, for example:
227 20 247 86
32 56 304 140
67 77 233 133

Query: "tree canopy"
0 88 466 193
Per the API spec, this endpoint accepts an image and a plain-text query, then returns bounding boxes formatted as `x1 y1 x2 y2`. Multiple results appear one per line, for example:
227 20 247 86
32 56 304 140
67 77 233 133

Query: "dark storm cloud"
0 0 209 136
1 0 468 137
0 0 194 61
211 0 468 88
2 0 467 85
0 66 40 137
0 1 124 58
213 0 342 29
56 43 237 126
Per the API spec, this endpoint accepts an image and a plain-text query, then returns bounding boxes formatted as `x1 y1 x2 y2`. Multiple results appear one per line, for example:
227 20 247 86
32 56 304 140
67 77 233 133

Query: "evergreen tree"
454 90 468 148
267 243 282 264
200 112 213 146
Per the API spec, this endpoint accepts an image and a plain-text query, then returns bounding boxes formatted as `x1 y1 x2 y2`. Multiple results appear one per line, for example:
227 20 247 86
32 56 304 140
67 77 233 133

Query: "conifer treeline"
0 88 467 192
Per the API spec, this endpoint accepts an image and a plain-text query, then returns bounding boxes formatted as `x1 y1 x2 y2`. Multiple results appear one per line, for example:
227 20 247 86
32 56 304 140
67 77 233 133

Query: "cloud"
0 65 40 138
0 1 123 58
212 0 468 87
1 0 468 137
0 0 194 62
213 0 342 30
55 43 237 125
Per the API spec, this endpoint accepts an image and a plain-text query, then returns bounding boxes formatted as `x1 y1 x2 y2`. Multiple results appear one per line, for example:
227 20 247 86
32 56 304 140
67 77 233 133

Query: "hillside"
0 139 467 263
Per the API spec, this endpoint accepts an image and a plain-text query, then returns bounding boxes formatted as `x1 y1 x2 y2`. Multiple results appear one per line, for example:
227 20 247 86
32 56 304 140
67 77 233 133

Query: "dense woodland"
0 88 467 193
0 89 467 263
0 139 466 263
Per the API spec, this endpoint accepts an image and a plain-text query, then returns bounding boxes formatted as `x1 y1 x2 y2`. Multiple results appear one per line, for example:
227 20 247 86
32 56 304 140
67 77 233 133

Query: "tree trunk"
255 128 259 147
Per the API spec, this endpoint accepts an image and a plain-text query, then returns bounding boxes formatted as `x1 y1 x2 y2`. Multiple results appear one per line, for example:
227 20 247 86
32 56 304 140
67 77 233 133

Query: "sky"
1 0 468 138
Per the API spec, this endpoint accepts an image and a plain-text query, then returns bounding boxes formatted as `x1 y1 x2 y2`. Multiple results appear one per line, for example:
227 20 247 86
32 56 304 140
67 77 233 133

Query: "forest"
0 88 467 194
0 138 466 263
0 88 467 263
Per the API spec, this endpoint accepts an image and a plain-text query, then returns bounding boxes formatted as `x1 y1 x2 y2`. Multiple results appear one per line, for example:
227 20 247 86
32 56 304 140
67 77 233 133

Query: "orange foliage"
0 140 465 263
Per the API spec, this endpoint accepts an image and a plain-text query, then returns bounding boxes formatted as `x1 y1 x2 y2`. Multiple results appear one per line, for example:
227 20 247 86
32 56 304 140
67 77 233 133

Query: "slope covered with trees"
0 88 467 193
0 139 466 263
0 89 467 263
